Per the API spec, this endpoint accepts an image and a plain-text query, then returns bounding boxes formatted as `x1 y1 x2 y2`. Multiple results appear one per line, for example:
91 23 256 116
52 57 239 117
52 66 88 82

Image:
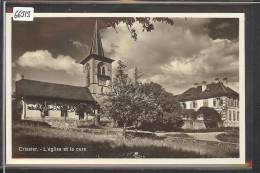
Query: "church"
14 21 114 121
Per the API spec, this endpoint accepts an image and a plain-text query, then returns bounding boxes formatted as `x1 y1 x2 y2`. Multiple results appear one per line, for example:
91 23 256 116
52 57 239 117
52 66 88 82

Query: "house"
14 20 114 121
175 78 239 127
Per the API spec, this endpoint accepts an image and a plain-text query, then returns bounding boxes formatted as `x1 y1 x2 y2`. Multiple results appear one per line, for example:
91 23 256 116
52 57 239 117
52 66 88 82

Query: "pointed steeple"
90 20 104 57
80 20 114 65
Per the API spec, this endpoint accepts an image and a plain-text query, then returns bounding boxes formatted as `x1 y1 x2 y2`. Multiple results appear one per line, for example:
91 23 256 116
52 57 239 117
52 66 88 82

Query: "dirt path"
106 128 226 143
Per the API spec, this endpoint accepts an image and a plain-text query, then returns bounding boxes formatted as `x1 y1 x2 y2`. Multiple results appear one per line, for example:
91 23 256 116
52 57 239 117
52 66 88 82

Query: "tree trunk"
135 122 138 134
94 114 100 126
113 119 118 127
123 122 126 138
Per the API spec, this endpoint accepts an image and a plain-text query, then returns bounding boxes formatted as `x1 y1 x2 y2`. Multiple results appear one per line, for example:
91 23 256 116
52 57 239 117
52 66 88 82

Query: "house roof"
15 79 96 103
175 82 239 102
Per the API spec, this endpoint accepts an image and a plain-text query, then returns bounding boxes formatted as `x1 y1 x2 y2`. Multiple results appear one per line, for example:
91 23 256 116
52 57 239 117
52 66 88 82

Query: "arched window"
97 62 103 75
102 67 105 75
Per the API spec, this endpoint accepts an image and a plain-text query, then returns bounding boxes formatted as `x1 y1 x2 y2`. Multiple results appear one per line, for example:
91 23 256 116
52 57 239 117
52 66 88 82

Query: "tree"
133 82 183 131
103 61 162 137
197 107 222 128
97 17 174 40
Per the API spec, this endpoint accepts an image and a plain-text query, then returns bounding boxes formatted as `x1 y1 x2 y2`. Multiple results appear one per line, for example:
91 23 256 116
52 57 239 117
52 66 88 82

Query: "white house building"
176 78 239 127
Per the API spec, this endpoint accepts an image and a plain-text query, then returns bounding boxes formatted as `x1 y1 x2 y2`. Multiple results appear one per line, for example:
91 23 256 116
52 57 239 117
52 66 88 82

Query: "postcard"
4 12 245 166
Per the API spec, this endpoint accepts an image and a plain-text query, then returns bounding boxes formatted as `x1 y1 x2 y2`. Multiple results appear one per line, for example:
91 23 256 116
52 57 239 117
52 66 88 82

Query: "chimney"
215 77 220 83
202 81 207 92
21 75 25 79
194 82 198 88
222 77 228 86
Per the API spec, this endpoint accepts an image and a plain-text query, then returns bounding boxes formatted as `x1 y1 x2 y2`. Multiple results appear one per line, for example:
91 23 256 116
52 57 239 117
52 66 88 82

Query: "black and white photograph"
5 13 245 165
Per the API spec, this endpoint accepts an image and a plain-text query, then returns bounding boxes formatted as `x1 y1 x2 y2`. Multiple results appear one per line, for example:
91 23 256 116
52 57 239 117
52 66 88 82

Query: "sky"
12 17 239 95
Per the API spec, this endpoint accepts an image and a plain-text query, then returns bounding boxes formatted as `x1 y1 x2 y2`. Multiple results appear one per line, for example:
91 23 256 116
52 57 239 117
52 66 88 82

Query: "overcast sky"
12 17 239 95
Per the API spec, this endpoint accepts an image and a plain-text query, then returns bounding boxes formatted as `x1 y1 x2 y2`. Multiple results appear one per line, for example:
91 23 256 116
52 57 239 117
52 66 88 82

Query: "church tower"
80 20 114 103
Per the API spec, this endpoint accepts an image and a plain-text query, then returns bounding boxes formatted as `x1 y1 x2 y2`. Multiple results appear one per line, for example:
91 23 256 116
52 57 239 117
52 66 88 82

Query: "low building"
15 79 97 120
175 78 239 127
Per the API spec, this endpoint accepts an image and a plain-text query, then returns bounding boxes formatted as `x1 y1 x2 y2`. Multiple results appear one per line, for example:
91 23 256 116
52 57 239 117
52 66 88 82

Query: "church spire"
90 20 104 57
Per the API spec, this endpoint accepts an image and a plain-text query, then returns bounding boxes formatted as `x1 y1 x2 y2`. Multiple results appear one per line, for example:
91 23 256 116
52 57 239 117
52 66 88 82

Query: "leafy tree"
138 82 183 130
197 107 222 128
103 61 162 137
99 17 174 40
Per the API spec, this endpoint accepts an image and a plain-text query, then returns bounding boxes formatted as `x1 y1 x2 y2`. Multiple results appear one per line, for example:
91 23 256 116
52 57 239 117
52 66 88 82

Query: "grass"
12 120 239 158
216 131 239 143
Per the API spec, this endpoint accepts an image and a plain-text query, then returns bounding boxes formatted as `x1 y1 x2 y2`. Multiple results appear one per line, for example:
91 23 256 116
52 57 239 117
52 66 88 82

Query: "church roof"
15 79 96 103
80 54 114 65
175 82 239 102
90 20 104 57
80 20 114 65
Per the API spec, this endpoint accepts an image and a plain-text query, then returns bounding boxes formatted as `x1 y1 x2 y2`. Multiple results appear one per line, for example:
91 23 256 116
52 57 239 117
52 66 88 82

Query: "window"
219 98 223 106
193 101 197 108
97 62 104 75
102 67 105 75
101 87 104 94
213 99 216 107
182 102 186 109
203 99 208 107
237 111 239 121
229 110 232 121
233 111 236 121
230 99 233 106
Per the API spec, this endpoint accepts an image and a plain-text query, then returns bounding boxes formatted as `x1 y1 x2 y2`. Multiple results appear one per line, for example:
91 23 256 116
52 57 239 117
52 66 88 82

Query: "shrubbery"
197 107 222 128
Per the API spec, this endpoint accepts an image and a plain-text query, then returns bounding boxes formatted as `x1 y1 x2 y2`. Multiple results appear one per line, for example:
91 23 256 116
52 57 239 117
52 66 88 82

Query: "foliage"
102 61 163 136
100 17 174 40
137 82 184 131
179 109 197 120
103 61 183 133
197 107 222 128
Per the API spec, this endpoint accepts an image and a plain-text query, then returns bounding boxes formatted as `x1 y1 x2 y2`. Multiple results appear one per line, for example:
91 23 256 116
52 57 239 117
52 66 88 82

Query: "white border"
5 13 245 166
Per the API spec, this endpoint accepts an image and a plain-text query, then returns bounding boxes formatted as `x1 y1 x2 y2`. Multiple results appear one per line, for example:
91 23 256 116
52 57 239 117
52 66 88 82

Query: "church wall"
19 97 87 121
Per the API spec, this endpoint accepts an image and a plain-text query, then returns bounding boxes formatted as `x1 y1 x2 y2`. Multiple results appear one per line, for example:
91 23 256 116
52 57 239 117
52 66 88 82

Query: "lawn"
12 120 239 158
216 130 239 143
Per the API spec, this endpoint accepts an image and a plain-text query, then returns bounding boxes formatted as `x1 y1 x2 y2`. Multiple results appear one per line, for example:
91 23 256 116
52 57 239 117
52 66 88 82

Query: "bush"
197 107 222 128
